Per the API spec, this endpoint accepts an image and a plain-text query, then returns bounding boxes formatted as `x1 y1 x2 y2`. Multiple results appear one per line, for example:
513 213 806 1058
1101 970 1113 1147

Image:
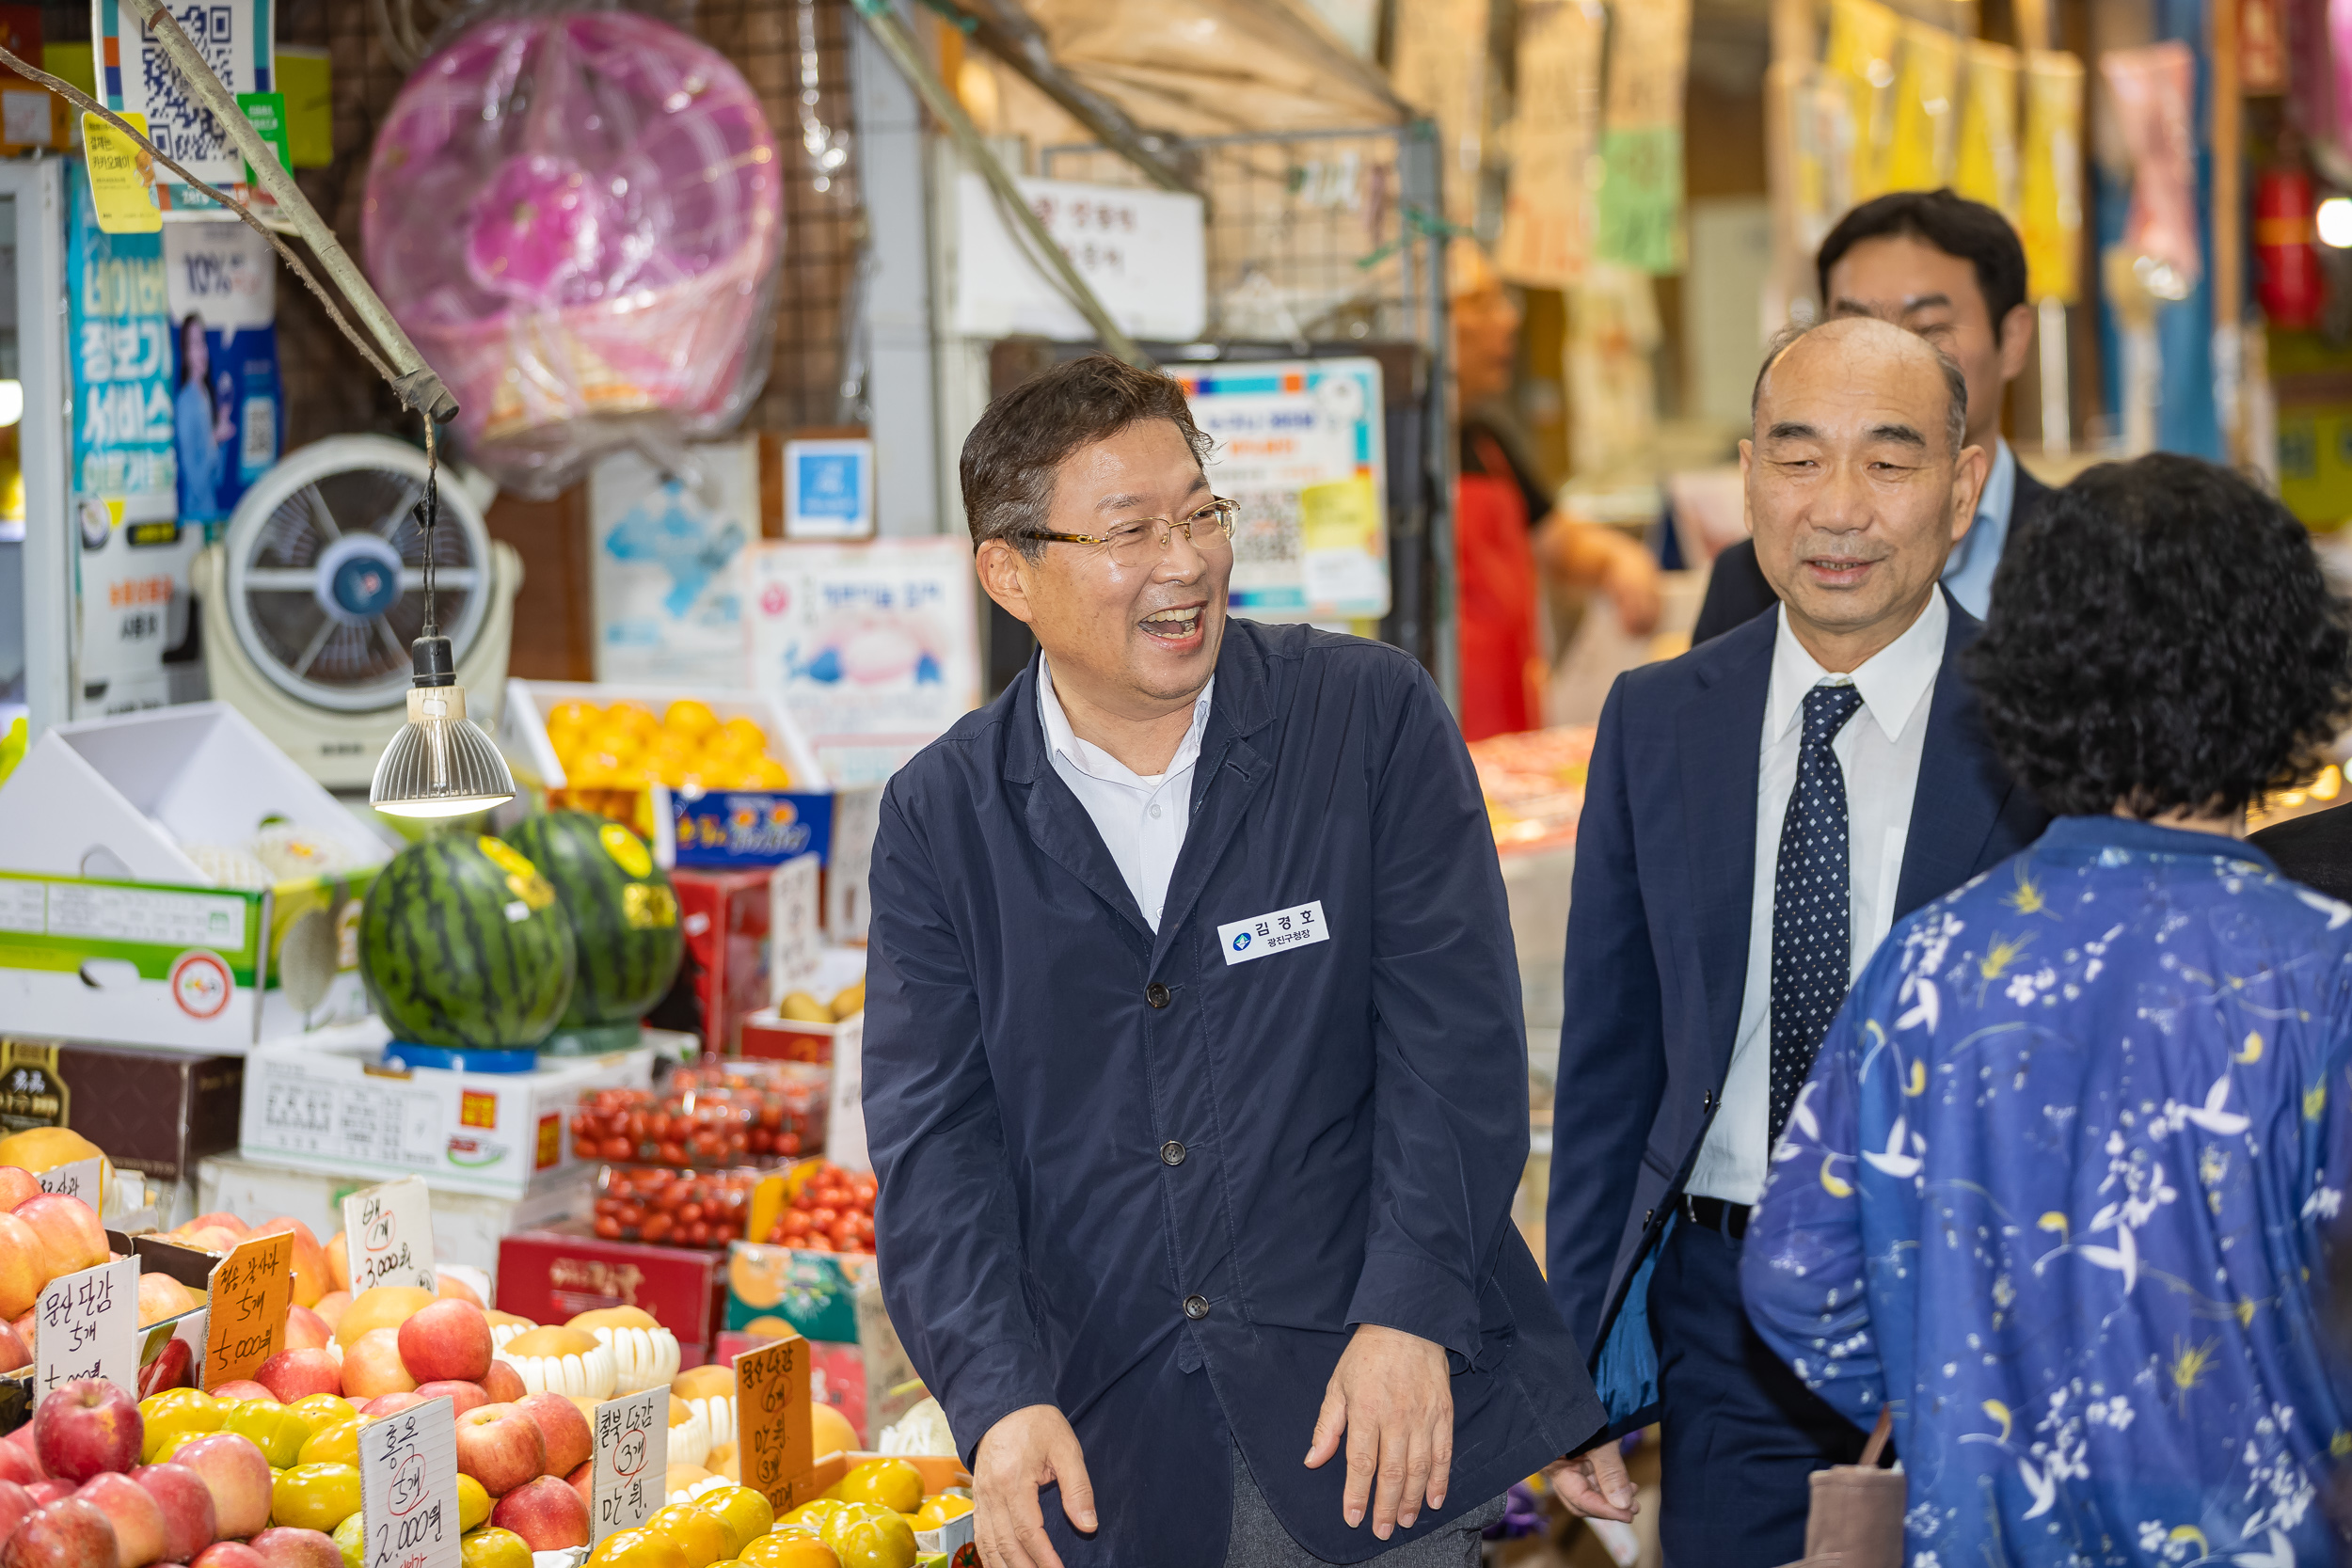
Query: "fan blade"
370 482 428 541
290 616 338 678
244 568 320 591
395 568 479 589
300 483 343 541
373 616 409 666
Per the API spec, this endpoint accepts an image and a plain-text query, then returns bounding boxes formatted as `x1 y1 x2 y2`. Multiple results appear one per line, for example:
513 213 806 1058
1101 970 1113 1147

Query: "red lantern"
2257 160 2325 328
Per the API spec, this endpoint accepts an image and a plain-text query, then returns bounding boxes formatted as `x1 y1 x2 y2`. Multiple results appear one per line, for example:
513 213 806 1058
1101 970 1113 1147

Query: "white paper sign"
589 1388 668 1544
952 173 1206 341
769 854 823 1004
590 440 757 686
1217 900 1331 965
824 1011 868 1174
342 1176 436 1292
358 1395 459 1568
37 1157 104 1213
35 1257 139 1398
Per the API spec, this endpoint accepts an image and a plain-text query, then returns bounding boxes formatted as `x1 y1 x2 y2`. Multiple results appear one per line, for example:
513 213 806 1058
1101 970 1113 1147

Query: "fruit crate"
571 1059 827 1170
590 1163 768 1250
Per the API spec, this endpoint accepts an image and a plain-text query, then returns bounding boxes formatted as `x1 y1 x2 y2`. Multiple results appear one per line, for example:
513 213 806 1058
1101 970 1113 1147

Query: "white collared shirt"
1937 436 2016 620
1037 654 1214 930
1685 590 1949 1206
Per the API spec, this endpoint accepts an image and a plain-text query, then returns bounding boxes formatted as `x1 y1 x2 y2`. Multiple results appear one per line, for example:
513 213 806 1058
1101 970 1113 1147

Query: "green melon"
359 833 578 1046
501 811 684 1027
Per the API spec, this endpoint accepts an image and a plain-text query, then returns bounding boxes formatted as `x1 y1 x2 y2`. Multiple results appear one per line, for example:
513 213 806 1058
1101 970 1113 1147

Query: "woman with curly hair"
1740 452 2352 1565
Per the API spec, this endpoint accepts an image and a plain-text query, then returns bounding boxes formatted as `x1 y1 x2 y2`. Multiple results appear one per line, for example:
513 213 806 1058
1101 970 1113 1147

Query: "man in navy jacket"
1548 317 2048 1564
864 356 1606 1567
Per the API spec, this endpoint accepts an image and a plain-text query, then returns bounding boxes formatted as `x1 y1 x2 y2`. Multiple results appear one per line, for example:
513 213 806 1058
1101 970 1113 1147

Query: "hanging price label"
359 1396 459 1568
589 1389 667 1544
34 1257 138 1398
203 1231 294 1390
342 1177 437 1292
735 1332 816 1514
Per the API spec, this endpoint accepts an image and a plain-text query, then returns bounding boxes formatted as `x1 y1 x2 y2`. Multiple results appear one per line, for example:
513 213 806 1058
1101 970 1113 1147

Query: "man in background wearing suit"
1692 188 2048 642
1546 315 2048 1565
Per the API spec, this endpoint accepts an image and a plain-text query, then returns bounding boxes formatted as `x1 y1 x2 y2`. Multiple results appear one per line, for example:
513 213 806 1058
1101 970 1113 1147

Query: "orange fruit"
809 1403 858 1457
828 1460 920 1514
825 1513 914 1568
739 1535 836 1568
664 700 720 738
697 1488 775 1557
647 1505 732 1568
586 1528 691 1568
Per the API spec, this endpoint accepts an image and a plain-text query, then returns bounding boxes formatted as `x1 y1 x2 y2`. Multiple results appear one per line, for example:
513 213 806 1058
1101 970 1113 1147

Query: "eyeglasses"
1020 498 1238 569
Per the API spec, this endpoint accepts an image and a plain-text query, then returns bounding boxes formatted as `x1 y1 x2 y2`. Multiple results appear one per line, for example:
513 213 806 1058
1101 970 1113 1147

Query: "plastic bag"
362 8 784 498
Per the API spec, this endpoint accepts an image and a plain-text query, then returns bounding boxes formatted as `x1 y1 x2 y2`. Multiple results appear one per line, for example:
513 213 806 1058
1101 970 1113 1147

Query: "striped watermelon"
501 811 684 1027
359 834 578 1046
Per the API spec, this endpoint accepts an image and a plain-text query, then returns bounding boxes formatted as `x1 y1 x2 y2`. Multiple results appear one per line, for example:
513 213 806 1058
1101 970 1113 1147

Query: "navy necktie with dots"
1768 681 1867 1144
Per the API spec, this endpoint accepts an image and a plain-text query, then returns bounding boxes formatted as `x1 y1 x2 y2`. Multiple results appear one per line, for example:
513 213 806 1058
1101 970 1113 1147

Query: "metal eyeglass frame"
1018 497 1240 560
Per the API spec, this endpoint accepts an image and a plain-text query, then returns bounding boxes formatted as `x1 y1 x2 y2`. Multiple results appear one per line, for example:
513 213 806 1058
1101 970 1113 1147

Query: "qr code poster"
94 0 275 211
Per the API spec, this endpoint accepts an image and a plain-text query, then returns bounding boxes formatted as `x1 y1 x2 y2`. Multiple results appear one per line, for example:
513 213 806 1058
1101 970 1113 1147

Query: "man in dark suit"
1546 315 2049 1565
2250 801 2352 901
1692 188 2049 643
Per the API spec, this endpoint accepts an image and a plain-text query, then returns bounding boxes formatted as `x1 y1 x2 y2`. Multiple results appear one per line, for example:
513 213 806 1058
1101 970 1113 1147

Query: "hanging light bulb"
369 429 515 818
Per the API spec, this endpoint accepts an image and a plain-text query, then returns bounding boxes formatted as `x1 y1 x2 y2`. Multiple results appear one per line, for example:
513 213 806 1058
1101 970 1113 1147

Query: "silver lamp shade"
370 680 516 818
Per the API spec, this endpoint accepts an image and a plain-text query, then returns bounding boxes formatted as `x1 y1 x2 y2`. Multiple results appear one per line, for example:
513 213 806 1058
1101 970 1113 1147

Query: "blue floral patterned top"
1741 816 2352 1567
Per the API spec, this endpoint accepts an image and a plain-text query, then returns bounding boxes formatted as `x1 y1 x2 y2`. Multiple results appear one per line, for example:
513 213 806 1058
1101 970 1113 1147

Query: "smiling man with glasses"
861 354 1605 1568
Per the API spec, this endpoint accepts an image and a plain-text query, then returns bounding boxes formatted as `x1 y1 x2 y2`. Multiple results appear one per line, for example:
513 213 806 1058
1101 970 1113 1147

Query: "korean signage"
202 1230 294 1389
589 1389 667 1544
35 1257 138 1397
735 1332 816 1514
952 174 1205 343
358 1397 459 1568
342 1175 436 1292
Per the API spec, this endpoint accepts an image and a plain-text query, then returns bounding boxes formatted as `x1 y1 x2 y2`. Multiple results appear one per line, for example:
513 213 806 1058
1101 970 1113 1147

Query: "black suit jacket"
1544 594 2049 1422
1690 462 2054 645
2249 802 2352 903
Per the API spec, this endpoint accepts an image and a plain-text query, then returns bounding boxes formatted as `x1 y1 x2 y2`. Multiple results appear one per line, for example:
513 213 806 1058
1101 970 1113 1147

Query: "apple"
452 1405 544 1497
396 1301 490 1386
561 1461 588 1512
0 1479 31 1542
243 1530 337 1568
243 1223 327 1312
486 1478 585 1552
251 1351 340 1406
321 1237 349 1298
0 1498 118 1568
136 1341 193 1402
160 1437 268 1543
34 1381 143 1484
134 1277 195 1332
511 1395 589 1479
0 1168 38 1209
130 1465 215 1565
0 1214 44 1320
479 1362 524 1405
75 1474 166 1568
4 1423 47 1478
308 1296 348 1335
184 1216 246 1242
24 1481 74 1507
409 1383 487 1420
279 1309 330 1355
433 1277 482 1308
15 1197 107 1279
0 1322 28 1373
359 1394 425 1418
187 1544 264 1568
0 1446 38 1488
197 1385 270 1407
336 1331 413 1402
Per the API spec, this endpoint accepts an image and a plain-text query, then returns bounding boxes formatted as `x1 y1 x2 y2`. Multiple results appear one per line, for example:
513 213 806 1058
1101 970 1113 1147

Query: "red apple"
562 1461 589 1513
409 1383 487 1419
129 1466 215 1565
0 1168 38 1209
451 1405 544 1497
187 1545 263 1568
278 1309 330 1356
511 1395 590 1479
336 1331 412 1403
358 1394 425 1418
486 1477 585 1552
13 1196 107 1281
159 1438 267 1544
3 1424 46 1481
242 1531 337 1568
0 1481 33 1544
183 1216 246 1242
24 1481 74 1507
34 1381 143 1484
0 1214 43 1321
478 1362 524 1405
198 1385 271 1407
395 1301 490 1386
251 1350 339 1406
75 1474 166 1568
0 1498 119 1568
0 1323 27 1375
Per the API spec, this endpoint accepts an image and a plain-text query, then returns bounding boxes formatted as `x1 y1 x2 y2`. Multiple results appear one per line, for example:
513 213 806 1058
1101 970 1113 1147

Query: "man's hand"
1545 1440 1638 1523
1302 1323 1452 1540
972 1404 1096 1568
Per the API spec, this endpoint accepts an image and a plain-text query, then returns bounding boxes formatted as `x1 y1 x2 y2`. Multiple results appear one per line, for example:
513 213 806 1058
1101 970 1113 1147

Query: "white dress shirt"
1037 655 1214 931
1685 590 1949 1206
1937 436 2016 620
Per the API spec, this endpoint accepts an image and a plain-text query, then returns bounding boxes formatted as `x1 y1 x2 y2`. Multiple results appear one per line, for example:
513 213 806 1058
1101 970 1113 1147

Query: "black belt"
1682 1194 1750 1240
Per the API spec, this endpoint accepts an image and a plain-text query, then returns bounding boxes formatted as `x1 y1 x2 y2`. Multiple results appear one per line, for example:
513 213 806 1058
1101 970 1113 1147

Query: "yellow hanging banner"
1882 21 1961 194
1825 0 1900 200
2018 51 2085 305
1953 40 2021 218
80 112 160 234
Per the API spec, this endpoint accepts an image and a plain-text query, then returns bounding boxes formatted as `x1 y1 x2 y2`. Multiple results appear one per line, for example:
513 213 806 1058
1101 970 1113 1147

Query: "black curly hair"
1970 453 2352 819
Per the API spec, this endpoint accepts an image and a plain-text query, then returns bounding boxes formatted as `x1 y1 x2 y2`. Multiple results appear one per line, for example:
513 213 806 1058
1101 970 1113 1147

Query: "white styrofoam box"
238 1033 656 1200
197 1153 596 1288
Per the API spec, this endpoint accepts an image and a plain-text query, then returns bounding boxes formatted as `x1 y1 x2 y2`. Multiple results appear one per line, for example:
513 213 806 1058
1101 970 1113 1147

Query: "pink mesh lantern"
363 9 784 494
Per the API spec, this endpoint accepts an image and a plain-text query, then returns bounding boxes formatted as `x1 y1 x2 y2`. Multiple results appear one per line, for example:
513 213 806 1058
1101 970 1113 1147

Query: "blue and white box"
784 438 875 541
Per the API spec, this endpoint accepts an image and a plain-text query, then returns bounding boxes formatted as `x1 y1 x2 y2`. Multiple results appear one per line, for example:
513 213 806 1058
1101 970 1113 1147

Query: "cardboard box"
723 1243 918 1446
0 704 394 1052
197 1153 596 1288
496 680 833 871
0 1038 242 1185
497 1229 727 1361
237 1026 656 1200
743 947 866 1065
672 868 772 1054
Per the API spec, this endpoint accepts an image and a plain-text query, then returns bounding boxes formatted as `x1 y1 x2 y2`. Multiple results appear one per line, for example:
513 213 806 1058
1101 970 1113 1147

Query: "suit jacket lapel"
1894 598 2015 915
1152 628 1275 972
1002 661 1156 945
1677 616 1772 1068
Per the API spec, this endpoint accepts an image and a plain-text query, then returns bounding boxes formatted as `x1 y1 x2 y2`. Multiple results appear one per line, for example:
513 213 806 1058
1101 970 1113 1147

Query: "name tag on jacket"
1217 900 1329 965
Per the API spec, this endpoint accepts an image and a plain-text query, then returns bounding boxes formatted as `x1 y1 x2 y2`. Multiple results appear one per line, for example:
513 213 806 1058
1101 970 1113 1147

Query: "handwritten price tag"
203 1231 294 1390
342 1177 436 1292
37 1157 103 1214
35 1258 137 1398
735 1332 815 1515
589 1389 667 1544
359 1395 459 1568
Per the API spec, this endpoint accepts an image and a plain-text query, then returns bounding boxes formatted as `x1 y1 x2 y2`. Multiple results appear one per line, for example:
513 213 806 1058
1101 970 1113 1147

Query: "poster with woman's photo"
164 220 283 526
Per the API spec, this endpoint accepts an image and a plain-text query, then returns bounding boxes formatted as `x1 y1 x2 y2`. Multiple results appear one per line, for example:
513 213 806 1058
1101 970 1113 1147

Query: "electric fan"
194 435 524 790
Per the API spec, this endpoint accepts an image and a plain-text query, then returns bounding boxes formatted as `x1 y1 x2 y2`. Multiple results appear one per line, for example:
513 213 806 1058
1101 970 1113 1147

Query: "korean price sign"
36 1156 104 1214
590 1389 668 1544
35 1257 138 1397
342 1176 436 1292
734 1332 816 1514
203 1230 294 1390
358 1396 459 1568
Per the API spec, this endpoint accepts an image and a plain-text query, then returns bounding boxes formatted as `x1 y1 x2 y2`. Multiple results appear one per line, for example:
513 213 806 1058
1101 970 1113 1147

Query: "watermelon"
359 834 578 1046
501 811 684 1027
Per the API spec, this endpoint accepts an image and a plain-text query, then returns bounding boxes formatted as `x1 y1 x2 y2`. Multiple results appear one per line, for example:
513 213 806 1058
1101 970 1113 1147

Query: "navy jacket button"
1183 1294 1211 1321
1160 1140 1186 1166
1145 982 1171 1007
